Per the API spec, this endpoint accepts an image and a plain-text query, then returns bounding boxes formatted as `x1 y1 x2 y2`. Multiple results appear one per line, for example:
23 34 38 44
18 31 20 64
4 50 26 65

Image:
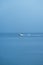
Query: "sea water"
0 34 43 65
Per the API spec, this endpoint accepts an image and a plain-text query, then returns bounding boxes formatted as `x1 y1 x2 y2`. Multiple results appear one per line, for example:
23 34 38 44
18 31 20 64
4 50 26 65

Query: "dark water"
0 34 43 65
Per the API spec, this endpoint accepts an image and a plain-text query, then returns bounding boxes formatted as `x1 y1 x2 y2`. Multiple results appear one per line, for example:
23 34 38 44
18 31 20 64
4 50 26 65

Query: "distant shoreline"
0 33 43 37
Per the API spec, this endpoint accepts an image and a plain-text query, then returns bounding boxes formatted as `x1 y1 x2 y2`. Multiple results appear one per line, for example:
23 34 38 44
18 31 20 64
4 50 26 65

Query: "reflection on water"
0 33 43 65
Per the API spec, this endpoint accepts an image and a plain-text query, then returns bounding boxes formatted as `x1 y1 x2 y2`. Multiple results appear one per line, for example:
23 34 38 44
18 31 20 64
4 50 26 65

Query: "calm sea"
0 33 43 65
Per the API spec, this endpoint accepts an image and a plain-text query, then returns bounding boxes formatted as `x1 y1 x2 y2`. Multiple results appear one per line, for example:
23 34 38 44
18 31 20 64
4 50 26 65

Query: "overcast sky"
0 0 43 33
